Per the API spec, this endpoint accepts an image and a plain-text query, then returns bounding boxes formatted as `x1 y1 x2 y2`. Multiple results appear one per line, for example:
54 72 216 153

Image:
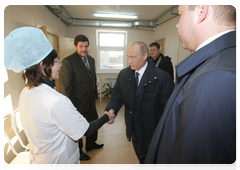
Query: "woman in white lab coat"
4 27 114 164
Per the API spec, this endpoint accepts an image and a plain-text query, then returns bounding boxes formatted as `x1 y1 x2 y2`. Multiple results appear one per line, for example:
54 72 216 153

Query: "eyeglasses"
54 59 61 64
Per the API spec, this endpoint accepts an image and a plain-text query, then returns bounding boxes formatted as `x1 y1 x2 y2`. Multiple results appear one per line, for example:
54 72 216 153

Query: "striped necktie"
83 57 91 76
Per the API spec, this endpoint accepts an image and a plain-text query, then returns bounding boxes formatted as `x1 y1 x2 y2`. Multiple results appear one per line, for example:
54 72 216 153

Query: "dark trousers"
78 102 99 152
132 130 147 164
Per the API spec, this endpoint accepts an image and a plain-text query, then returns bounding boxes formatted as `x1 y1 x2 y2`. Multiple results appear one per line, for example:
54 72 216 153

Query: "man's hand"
105 109 116 124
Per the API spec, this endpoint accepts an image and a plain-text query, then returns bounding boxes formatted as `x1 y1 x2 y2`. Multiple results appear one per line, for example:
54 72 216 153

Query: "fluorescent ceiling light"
94 13 138 19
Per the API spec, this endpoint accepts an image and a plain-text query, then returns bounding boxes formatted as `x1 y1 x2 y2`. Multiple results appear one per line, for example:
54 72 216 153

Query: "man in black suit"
149 42 174 80
105 41 174 163
61 35 103 161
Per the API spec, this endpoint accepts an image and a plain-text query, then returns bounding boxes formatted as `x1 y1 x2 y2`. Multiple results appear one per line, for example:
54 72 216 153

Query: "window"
96 31 127 73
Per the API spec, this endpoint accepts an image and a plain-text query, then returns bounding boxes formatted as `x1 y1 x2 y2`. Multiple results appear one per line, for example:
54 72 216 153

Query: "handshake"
105 109 116 124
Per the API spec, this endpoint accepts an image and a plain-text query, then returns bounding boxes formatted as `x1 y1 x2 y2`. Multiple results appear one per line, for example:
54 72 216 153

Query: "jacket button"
130 111 132 113
149 81 151 83
154 77 157 79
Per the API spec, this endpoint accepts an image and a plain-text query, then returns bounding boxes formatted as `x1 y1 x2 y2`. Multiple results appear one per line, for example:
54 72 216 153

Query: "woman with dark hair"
4 27 115 164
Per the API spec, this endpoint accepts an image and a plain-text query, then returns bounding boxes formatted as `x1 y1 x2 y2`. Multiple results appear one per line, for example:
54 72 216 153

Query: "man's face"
127 44 147 71
176 5 196 51
75 41 89 57
149 46 160 59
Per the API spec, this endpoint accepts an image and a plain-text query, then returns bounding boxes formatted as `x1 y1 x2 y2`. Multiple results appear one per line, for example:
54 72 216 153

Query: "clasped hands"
105 109 116 124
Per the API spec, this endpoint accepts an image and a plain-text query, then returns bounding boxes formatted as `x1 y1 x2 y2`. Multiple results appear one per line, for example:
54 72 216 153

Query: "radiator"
105 76 117 88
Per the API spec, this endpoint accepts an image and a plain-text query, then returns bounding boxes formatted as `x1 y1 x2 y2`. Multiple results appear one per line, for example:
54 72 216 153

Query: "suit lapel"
125 68 136 96
74 53 91 80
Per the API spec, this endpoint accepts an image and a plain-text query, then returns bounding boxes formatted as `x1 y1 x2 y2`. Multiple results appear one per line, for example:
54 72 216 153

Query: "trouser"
78 102 99 151
131 130 147 164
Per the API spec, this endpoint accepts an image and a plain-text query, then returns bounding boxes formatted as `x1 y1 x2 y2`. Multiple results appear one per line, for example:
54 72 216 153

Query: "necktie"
83 57 90 70
135 72 139 87
83 57 91 76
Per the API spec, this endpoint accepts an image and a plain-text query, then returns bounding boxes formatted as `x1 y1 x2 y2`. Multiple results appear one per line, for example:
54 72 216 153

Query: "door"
58 36 75 93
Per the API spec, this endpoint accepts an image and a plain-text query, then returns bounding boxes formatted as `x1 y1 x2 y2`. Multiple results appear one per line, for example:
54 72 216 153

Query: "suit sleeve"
60 59 74 100
105 72 124 116
159 72 174 113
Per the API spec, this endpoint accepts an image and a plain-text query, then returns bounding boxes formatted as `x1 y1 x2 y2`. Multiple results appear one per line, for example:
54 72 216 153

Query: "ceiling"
44 5 179 31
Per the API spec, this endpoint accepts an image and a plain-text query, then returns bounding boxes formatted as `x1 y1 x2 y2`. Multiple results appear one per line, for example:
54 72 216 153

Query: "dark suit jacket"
145 31 236 164
105 59 174 151
61 51 98 113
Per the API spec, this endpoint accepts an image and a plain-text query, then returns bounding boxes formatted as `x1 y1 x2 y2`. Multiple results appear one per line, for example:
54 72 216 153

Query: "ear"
40 61 47 76
197 5 209 24
40 61 44 70
74 44 77 50
144 52 148 60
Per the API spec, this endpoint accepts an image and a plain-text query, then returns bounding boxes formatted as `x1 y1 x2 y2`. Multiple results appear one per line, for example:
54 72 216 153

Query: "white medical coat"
19 84 89 164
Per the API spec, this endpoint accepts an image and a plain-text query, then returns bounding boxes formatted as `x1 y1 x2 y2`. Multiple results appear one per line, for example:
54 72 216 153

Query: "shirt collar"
42 79 55 89
196 29 235 51
176 30 236 83
81 56 88 61
136 61 148 76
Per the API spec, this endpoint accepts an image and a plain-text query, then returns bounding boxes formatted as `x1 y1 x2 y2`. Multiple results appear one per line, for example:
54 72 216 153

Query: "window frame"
96 30 127 73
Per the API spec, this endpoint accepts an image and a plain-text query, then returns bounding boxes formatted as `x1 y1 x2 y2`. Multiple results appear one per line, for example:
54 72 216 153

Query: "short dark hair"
149 42 160 49
22 49 58 89
74 34 90 46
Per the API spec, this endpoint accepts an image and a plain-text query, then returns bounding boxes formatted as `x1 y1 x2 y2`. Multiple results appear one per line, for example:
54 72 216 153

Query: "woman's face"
50 58 62 80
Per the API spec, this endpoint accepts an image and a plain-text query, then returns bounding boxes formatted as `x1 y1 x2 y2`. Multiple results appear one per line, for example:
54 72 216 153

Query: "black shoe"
86 143 104 151
134 164 140 169
80 151 90 161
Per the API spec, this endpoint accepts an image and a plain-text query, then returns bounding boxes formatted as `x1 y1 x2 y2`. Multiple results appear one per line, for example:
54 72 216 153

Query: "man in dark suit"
105 41 174 163
61 35 103 161
149 42 174 80
145 5 236 164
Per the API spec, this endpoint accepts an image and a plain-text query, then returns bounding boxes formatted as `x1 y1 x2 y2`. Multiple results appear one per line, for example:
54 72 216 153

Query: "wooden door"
58 36 75 93
58 37 75 61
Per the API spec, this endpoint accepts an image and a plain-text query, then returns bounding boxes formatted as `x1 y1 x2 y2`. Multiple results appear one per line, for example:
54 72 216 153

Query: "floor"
80 99 139 164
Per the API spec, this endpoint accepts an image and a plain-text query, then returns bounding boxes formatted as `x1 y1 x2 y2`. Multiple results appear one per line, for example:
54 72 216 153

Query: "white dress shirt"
135 61 148 86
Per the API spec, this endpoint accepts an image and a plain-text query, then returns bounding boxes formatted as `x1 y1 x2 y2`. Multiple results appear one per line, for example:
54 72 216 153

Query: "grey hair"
128 41 149 56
